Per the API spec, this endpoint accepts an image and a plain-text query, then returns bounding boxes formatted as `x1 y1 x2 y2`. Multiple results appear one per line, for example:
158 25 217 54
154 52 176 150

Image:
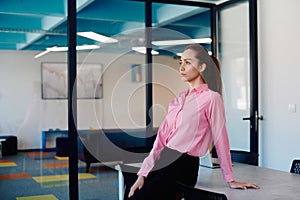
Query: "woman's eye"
179 61 182 65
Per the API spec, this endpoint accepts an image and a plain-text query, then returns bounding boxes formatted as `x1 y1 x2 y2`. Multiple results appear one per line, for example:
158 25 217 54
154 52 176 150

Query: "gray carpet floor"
0 151 119 200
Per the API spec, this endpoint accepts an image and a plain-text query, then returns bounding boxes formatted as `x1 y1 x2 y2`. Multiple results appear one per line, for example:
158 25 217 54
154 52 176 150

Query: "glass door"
215 0 260 165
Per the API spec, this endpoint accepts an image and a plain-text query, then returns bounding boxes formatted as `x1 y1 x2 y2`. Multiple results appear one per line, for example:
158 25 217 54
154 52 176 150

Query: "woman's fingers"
128 184 138 197
128 176 145 198
229 181 260 190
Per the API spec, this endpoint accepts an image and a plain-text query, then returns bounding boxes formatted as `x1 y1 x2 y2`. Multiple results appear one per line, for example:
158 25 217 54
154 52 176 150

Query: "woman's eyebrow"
181 58 193 61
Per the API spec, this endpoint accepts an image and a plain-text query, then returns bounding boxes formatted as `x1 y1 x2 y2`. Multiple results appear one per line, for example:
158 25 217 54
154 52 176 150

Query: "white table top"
196 163 300 200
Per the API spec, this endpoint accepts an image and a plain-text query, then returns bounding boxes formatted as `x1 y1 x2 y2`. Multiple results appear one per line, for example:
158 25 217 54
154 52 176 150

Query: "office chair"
177 182 228 200
290 159 300 174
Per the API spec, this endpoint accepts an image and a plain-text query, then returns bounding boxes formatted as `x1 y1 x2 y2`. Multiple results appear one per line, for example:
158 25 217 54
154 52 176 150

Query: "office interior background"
0 0 299 182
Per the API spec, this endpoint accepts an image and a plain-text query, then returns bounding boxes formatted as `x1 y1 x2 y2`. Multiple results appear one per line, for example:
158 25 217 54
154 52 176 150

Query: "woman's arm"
209 92 260 189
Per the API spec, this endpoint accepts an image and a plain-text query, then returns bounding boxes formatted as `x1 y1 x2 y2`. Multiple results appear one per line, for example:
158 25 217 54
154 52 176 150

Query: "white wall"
0 50 185 150
258 0 300 171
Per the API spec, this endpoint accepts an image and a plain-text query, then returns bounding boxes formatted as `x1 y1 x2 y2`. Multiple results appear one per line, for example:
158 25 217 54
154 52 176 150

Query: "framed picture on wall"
41 62 103 99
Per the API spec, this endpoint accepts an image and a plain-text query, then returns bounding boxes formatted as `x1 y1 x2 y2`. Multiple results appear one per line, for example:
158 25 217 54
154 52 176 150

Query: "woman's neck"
188 76 205 89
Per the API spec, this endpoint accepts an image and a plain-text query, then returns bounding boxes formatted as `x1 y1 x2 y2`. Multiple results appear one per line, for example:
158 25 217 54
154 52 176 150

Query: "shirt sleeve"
137 94 181 177
208 92 234 182
137 118 168 177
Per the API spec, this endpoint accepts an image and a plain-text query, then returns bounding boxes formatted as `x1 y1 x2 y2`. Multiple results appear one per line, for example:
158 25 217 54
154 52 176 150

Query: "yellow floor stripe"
32 173 96 183
0 162 17 167
16 194 58 200
54 156 69 160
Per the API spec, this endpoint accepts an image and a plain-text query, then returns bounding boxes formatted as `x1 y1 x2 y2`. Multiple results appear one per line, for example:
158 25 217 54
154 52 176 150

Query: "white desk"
197 163 300 200
115 163 141 200
116 163 300 200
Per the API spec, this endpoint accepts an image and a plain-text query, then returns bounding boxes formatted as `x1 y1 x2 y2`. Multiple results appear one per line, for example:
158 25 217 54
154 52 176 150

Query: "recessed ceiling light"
77 32 118 43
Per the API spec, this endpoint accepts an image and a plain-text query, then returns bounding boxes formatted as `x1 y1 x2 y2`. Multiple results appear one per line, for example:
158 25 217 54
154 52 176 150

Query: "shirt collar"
178 84 208 105
190 84 208 94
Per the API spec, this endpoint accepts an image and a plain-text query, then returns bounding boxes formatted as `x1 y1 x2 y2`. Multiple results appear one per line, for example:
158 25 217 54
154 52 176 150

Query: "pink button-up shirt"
138 84 234 182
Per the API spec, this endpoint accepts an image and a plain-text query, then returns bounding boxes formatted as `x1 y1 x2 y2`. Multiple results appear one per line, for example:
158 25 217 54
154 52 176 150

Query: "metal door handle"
256 112 263 120
255 111 263 132
242 116 252 120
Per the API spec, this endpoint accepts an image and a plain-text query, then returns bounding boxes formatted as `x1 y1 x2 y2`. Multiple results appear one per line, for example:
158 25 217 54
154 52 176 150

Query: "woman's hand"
128 175 145 198
228 181 260 190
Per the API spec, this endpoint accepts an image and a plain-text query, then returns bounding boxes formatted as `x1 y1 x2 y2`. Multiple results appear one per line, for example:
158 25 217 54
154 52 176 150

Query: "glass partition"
0 0 69 199
217 1 251 151
76 0 146 199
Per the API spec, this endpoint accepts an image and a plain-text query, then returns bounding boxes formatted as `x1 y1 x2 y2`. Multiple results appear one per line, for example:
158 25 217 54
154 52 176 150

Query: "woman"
127 44 260 200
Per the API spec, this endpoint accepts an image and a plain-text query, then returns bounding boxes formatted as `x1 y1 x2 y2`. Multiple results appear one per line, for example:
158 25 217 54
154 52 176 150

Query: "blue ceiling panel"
0 0 66 16
0 0 225 52
0 13 43 30
0 43 17 50
77 0 145 23
171 11 211 28
0 32 27 43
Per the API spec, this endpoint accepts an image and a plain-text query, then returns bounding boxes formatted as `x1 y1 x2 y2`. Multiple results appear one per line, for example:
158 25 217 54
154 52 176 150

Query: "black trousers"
124 147 199 200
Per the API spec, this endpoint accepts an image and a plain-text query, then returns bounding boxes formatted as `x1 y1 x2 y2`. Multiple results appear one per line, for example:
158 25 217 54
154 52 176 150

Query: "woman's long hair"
184 45 222 95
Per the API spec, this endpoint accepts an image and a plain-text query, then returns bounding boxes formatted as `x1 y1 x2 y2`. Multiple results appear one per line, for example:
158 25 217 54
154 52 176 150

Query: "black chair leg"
86 162 91 173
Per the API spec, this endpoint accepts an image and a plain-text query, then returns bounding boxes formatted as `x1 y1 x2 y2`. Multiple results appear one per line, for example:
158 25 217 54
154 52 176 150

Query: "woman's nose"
180 65 185 71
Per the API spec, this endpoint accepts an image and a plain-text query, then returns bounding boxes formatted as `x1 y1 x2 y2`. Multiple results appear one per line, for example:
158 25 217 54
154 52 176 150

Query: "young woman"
126 44 260 200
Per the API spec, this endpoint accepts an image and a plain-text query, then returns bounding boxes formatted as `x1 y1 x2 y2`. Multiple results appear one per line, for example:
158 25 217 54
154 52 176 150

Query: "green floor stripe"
16 194 58 200
40 180 69 188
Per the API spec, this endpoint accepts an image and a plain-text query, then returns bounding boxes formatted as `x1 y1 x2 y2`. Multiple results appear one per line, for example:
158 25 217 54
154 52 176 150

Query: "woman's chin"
181 77 188 82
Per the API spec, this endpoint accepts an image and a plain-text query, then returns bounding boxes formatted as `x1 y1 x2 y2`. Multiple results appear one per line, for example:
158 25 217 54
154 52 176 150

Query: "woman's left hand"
228 181 260 190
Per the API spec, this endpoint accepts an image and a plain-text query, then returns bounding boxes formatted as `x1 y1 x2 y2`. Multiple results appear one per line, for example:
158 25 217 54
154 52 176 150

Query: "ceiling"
0 0 230 55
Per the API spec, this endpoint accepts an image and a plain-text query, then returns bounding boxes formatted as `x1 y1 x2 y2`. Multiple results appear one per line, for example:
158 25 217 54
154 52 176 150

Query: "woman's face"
179 49 204 83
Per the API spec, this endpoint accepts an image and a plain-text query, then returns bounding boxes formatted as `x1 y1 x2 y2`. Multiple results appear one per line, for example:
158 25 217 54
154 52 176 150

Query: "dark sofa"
77 128 157 172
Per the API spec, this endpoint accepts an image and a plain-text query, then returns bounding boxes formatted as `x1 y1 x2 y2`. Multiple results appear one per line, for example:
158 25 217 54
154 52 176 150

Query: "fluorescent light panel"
132 47 159 55
34 50 50 58
77 32 118 43
46 44 100 52
34 45 100 58
152 38 212 46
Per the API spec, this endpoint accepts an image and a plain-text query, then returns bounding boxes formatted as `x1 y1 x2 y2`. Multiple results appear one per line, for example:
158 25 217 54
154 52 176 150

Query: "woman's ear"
199 63 206 73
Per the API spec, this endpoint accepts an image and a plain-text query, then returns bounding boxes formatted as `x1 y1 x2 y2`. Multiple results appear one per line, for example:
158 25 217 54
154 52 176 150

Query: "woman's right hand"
128 175 145 198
